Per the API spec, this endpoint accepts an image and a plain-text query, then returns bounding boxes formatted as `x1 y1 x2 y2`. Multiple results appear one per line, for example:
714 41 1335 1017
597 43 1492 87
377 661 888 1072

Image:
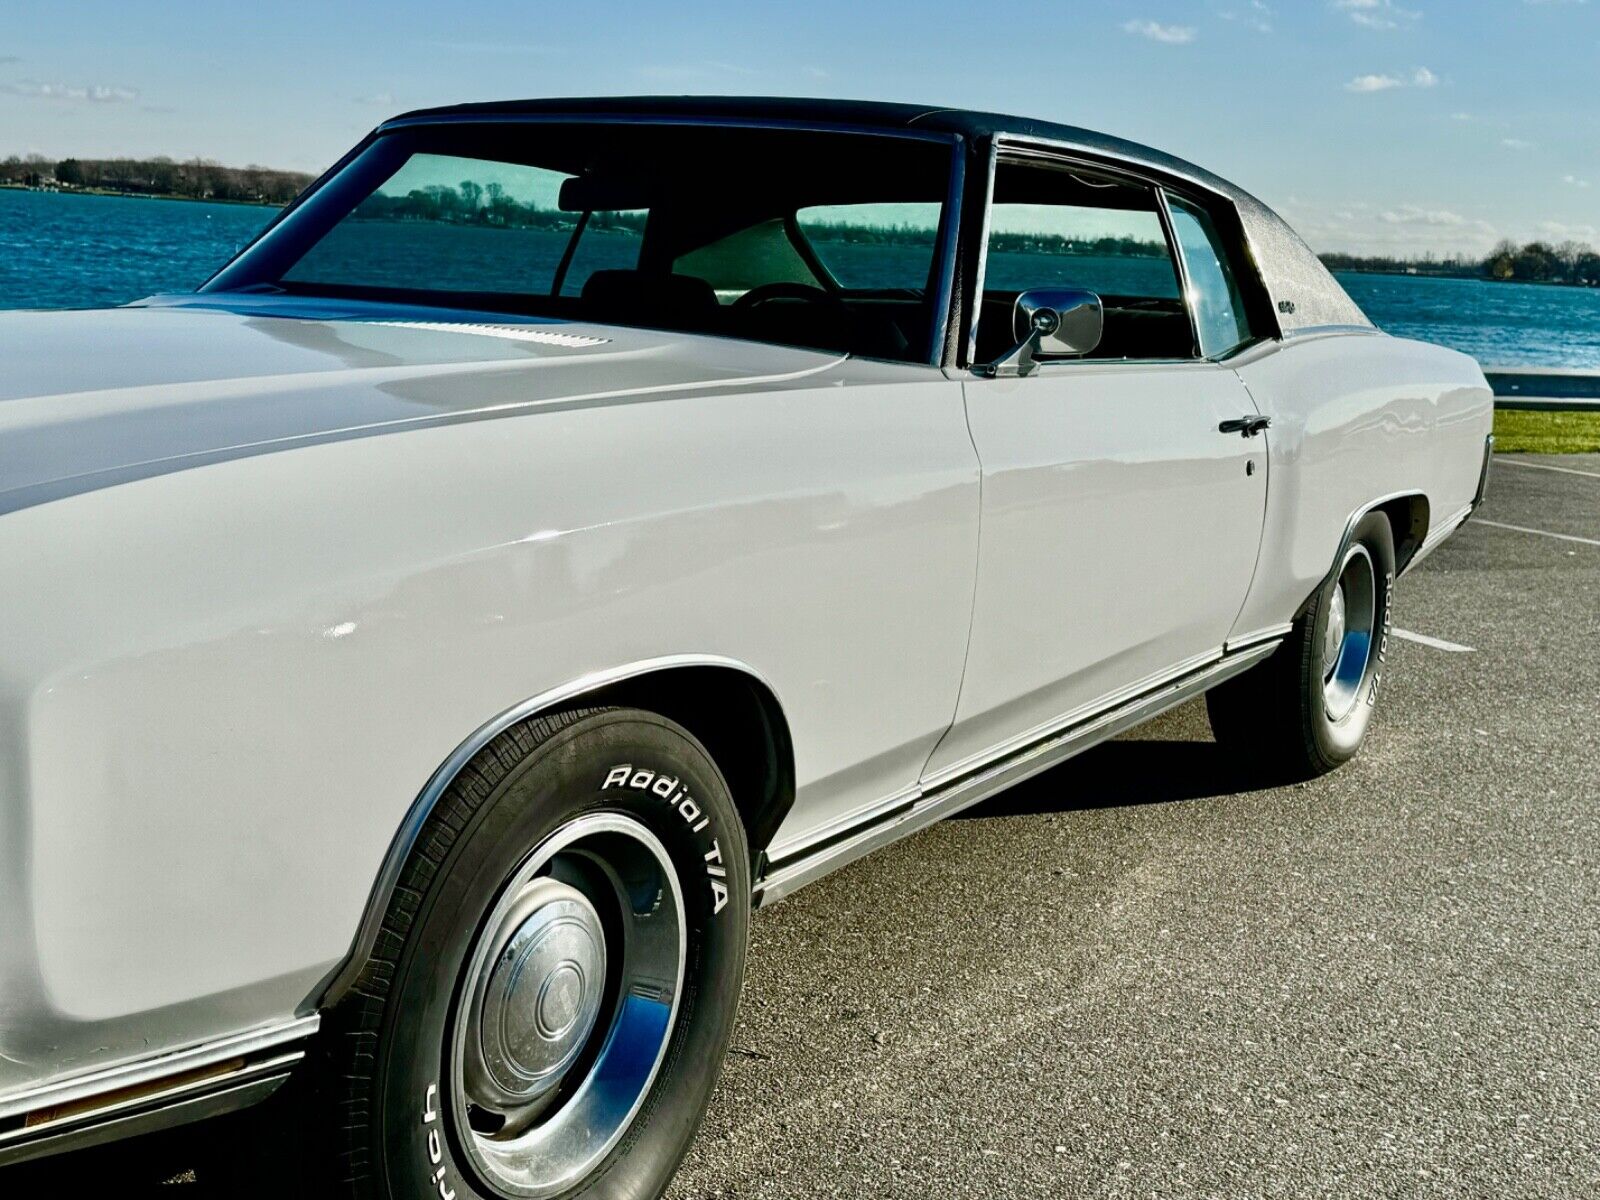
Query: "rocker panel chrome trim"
0 1054 300 1167
755 640 1280 906
0 1015 318 1123
0 1017 317 1167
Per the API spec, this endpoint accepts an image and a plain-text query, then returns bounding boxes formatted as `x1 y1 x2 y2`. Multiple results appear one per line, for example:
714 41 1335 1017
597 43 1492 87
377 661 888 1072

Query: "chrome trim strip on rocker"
0 1016 318 1167
755 639 1281 907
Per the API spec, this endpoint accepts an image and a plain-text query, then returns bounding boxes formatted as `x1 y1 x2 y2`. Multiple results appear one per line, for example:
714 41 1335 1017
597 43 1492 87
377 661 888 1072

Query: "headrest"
580 270 720 326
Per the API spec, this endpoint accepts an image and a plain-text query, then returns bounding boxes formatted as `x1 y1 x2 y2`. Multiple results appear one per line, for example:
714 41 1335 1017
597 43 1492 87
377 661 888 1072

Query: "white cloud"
1346 66 1438 93
1563 174 1592 188
1346 73 1404 92
1450 111 1474 121
1379 205 1468 227
1501 138 1537 150
0 79 138 103
1283 198 1501 257
354 92 396 106
1540 220 1599 242
1122 19 1198 43
1221 1 1273 33
1333 0 1421 29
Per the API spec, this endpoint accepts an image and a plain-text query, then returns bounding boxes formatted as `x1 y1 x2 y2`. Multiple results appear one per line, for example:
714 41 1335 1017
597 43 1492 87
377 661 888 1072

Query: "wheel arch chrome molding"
1312 489 1434 613
315 653 789 1009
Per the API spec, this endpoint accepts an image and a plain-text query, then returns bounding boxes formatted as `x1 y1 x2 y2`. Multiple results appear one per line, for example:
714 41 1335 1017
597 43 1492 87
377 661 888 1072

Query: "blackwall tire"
1207 512 1396 779
326 707 750 1200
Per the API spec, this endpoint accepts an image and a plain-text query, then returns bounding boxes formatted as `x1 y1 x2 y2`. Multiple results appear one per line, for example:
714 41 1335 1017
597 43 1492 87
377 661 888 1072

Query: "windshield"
206 123 956 364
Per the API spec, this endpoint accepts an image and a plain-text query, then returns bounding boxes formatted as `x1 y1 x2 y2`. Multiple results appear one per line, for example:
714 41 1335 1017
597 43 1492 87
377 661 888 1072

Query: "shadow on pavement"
954 736 1300 820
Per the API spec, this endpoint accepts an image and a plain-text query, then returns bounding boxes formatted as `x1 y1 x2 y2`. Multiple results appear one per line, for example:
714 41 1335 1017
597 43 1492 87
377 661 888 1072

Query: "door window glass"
978 161 1192 363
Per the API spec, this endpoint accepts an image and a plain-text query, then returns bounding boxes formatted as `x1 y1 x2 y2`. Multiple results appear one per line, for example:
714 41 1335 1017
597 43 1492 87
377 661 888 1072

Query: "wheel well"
1375 493 1430 574
586 666 796 861
1298 493 1431 620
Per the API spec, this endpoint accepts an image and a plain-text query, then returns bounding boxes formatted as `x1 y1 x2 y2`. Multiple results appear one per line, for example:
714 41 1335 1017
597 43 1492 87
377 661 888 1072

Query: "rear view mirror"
978 287 1103 378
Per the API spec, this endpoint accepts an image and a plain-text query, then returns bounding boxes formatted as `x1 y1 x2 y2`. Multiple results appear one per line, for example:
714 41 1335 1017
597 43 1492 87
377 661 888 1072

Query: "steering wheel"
730 281 851 317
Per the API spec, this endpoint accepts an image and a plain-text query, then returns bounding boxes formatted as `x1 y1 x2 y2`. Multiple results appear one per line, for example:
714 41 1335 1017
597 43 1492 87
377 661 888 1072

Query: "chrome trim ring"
1322 543 1376 723
449 812 686 1198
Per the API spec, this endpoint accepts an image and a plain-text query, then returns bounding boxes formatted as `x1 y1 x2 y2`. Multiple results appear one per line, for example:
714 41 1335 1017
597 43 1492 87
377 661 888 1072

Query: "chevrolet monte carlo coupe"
0 98 1492 1197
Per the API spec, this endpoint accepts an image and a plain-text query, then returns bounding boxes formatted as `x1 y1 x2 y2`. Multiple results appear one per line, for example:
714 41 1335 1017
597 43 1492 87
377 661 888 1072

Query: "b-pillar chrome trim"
0 1015 319 1167
754 638 1282 906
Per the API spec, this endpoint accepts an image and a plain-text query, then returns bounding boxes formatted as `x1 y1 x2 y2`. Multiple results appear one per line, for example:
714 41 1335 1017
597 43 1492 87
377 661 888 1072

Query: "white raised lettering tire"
1206 512 1397 779
325 707 750 1200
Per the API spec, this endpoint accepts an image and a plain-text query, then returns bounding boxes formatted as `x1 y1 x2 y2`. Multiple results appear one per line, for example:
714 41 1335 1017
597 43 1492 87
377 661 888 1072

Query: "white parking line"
1393 628 1475 653
1476 518 1600 548
1496 458 1600 481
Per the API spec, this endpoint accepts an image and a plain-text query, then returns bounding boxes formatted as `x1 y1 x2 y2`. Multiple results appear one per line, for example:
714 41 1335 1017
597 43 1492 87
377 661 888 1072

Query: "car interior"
972 161 1198 365
257 123 955 365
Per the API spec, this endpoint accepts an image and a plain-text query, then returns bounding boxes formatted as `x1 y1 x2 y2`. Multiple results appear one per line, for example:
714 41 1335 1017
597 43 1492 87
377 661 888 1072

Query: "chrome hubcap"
1323 584 1347 673
451 813 685 1198
1322 543 1377 722
463 878 607 1126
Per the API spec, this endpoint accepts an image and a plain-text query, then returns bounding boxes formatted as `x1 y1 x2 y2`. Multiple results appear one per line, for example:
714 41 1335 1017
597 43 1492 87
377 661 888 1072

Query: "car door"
923 150 1269 781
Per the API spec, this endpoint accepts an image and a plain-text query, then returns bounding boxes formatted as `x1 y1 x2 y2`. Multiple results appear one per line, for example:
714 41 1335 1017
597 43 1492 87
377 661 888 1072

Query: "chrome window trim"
969 139 1211 372
963 139 1000 368
1154 185 1203 358
926 137 967 368
1282 324 1385 340
317 654 786 1008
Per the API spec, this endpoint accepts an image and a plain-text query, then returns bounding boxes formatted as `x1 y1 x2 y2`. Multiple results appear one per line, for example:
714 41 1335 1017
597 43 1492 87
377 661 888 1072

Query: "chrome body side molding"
754 639 1281 907
0 1015 318 1167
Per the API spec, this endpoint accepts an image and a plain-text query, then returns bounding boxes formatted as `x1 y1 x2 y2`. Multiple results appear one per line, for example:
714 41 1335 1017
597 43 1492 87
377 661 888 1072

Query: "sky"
1 0 1596 257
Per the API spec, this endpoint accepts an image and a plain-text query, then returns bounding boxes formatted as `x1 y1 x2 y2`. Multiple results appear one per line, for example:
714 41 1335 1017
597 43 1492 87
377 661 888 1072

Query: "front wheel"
1208 511 1396 779
326 707 750 1200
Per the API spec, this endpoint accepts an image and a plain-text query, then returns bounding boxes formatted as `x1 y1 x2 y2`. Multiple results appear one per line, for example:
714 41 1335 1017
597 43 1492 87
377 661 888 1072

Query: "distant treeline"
351 181 1167 257
0 154 313 204
1322 239 1600 286
352 183 644 232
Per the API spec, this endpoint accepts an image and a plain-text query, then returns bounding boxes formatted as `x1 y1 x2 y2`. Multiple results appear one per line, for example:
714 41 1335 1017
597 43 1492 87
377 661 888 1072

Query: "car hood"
0 297 842 516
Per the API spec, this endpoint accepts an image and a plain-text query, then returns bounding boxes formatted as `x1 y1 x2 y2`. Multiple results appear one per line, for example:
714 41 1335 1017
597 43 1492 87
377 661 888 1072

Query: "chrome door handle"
1218 415 1271 438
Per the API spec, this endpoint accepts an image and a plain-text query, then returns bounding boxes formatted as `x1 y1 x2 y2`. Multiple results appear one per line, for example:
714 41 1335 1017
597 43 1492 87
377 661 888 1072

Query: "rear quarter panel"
1229 331 1492 638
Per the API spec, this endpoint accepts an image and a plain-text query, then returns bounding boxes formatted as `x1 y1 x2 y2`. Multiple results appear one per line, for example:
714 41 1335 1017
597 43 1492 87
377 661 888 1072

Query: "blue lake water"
4 188 1598 369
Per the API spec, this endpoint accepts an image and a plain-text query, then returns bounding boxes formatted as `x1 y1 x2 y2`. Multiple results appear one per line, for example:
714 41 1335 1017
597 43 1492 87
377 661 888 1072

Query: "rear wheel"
326 707 749 1200
1207 512 1396 779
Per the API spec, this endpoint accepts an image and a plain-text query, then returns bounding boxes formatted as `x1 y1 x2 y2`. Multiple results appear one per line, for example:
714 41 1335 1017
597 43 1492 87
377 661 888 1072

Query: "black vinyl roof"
387 95 1218 188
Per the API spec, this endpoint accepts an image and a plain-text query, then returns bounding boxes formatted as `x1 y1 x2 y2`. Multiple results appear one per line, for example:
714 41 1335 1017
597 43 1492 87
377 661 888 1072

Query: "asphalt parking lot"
20 453 1600 1198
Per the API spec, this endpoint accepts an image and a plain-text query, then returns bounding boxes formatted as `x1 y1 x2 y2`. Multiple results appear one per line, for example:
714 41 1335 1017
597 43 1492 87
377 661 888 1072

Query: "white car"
0 98 1492 1197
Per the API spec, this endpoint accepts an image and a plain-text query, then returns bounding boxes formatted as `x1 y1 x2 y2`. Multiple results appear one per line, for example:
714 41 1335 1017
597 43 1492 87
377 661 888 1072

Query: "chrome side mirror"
977 287 1104 378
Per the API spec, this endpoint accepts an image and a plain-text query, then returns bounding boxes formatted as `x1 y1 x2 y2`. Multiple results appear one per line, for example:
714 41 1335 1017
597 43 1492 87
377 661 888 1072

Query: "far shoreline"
4 184 1598 293
0 181 282 209
1331 264 1599 290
